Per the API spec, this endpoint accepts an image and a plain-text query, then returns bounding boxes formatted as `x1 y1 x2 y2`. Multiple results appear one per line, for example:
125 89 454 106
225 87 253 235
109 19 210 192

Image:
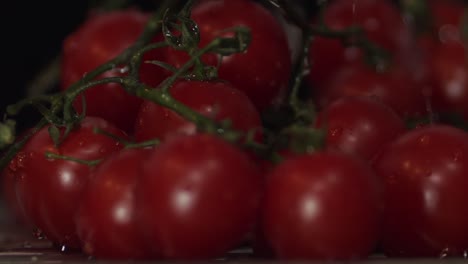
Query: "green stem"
45 151 102 167
289 30 313 118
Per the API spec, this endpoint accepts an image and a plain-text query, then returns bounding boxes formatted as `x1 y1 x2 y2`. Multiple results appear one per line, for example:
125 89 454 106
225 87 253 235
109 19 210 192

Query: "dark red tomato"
133 80 263 143
317 62 427 119
164 0 291 112
61 9 168 133
307 0 411 88
10 117 127 248
2 165 30 227
136 133 263 260
429 43 468 121
428 0 465 45
373 124 468 257
315 96 406 161
263 151 382 260
76 147 153 260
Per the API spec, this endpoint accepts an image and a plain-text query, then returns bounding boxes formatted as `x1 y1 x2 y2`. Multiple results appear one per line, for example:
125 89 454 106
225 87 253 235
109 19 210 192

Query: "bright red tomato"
262 151 382 260
60 9 168 133
315 96 407 161
10 117 127 249
373 124 468 257
76 147 154 260
135 133 263 260
307 0 412 88
164 0 291 112
133 80 263 143
316 62 427 119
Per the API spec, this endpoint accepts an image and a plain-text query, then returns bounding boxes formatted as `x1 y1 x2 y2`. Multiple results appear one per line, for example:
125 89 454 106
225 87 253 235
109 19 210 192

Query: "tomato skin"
60 9 168 133
315 96 406 161
133 80 263 143
428 0 465 45
11 117 127 248
76 147 153 260
136 133 263 260
373 125 468 257
429 43 468 121
307 0 411 88
317 63 427 119
164 0 291 112
263 151 382 260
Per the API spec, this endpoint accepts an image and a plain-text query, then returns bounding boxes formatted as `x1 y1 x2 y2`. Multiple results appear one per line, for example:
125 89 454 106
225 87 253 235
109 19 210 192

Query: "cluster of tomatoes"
2 0 468 261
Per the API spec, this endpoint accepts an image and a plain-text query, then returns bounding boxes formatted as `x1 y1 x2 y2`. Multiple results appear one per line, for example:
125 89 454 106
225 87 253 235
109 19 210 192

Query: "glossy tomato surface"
136 133 263 260
133 80 263 143
373 124 468 257
76 147 154 260
164 0 291 112
263 151 382 260
10 117 127 248
315 96 406 161
61 9 168 133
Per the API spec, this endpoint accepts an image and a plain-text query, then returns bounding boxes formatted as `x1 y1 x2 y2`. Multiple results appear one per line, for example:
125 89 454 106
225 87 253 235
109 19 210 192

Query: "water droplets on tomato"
330 127 343 137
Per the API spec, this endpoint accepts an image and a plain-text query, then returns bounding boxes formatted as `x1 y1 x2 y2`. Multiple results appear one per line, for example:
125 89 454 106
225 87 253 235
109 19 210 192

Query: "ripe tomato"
10 117 127 248
307 0 411 88
133 80 263 143
76 147 153 260
316 62 427 119
373 124 468 257
428 0 465 45
315 96 406 161
164 0 291 112
262 151 382 260
60 9 168 133
135 133 263 260
429 43 468 122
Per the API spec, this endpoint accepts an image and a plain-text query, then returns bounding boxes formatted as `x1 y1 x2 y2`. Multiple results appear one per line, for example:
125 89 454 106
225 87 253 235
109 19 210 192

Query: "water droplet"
119 66 129 74
452 150 463 162
463 250 467 259
32 228 45 240
418 135 429 145
330 127 343 137
439 247 450 259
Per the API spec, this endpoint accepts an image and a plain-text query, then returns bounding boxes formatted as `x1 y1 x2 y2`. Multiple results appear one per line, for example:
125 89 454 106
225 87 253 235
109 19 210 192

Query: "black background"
1 2 88 110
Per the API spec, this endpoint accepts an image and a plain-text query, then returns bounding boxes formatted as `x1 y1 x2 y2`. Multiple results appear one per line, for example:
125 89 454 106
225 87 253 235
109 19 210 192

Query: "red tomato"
133 80 263 143
60 9 168 133
135 133 263 260
429 43 468 121
262 151 382 260
316 62 427 119
315 96 407 161
373 124 468 257
76 147 153 260
428 0 465 45
164 0 291 112
307 0 411 88
10 117 127 248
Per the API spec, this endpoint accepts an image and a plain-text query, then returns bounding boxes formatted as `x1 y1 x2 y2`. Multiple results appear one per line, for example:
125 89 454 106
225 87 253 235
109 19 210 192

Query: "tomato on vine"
307 0 412 89
76 147 154 260
135 133 263 260
60 9 168 133
164 0 292 112
373 124 468 257
315 96 406 161
9 117 127 248
133 79 263 143
262 151 382 260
